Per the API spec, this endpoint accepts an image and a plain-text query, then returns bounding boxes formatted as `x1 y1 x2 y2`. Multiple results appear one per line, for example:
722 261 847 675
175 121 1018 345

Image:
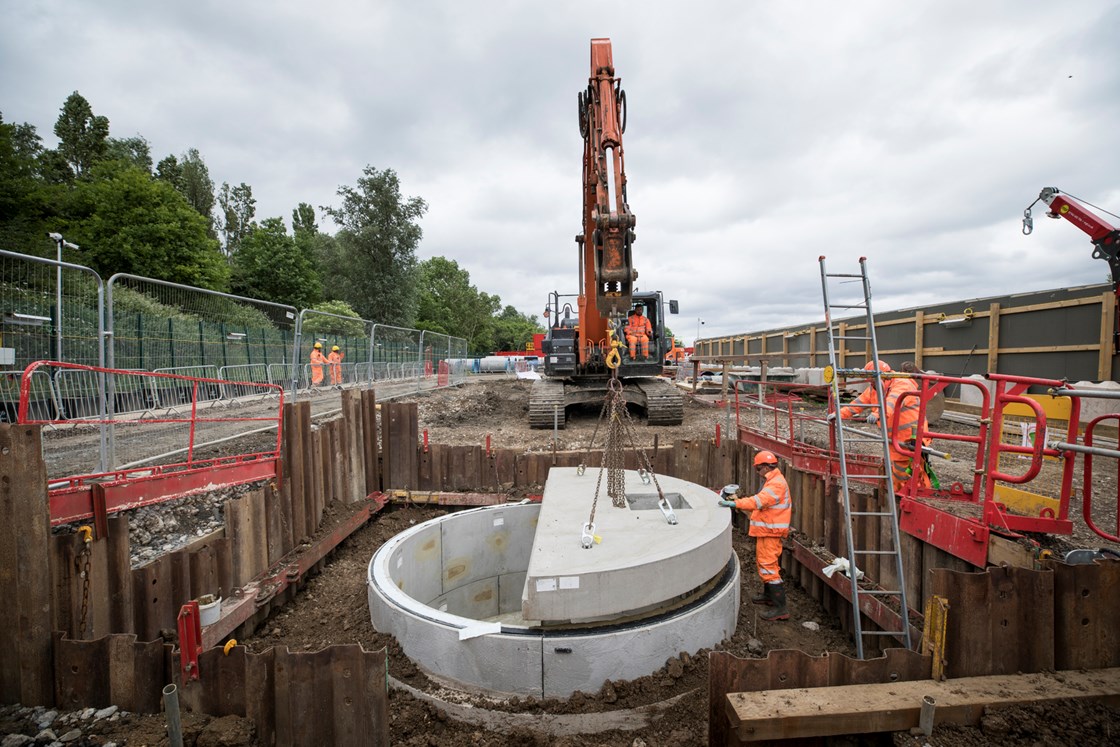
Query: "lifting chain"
77 525 93 638
584 376 669 534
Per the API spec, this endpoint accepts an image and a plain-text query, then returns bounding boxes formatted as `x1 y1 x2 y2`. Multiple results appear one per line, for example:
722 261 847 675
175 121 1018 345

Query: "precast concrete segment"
367 502 740 698
522 468 732 623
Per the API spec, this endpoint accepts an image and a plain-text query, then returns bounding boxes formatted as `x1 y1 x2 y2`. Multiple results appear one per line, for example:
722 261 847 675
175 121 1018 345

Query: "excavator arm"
577 38 637 358
1024 187 1120 349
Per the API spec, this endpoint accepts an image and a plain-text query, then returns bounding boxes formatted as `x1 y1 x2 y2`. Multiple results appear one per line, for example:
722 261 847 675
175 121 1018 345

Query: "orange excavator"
1023 187 1120 349
531 38 682 428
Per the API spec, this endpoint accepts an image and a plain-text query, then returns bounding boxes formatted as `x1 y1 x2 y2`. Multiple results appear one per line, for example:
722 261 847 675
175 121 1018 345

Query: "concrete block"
1069 380 1120 425
522 469 731 623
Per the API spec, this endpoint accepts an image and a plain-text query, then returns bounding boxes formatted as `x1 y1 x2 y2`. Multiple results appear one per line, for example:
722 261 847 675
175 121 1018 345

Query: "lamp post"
47 232 80 363
695 317 705 346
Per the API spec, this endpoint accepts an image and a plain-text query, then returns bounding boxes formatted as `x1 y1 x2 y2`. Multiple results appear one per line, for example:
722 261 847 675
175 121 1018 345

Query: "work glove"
826 412 837 422
866 412 878 425
717 499 736 508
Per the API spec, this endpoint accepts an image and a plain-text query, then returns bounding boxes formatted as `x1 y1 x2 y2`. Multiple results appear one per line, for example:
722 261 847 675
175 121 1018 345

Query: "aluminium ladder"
818 256 913 657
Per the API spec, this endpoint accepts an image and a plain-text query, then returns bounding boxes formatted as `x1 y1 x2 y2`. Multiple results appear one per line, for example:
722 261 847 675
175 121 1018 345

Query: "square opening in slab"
625 492 691 510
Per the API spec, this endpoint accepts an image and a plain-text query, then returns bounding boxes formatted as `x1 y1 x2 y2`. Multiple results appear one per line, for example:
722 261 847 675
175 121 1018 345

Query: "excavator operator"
625 304 653 360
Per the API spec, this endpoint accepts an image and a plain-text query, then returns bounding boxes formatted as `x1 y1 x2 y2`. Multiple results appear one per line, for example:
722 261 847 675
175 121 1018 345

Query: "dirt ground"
15 376 1119 745
415 376 727 452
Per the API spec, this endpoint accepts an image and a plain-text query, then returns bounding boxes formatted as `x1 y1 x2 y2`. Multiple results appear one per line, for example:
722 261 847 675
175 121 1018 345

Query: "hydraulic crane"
530 38 683 428
1023 187 1120 348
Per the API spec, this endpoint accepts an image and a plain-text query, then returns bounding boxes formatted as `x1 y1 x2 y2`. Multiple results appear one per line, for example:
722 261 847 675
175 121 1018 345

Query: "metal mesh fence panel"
106 274 298 374
371 324 422 388
1 250 104 370
295 309 375 394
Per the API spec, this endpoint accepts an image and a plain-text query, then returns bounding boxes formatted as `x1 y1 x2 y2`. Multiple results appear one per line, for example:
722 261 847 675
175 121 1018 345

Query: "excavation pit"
367 468 739 698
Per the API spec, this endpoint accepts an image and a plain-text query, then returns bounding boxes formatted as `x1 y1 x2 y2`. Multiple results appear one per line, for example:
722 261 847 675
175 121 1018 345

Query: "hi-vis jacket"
733 467 792 538
625 313 652 336
840 386 879 421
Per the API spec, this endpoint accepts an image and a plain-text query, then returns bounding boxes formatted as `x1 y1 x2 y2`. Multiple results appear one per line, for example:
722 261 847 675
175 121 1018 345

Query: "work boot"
760 583 789 621
751 585 773 606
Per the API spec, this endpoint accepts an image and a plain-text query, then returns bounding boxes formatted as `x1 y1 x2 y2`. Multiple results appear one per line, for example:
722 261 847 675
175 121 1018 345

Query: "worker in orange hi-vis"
309 342 327 386
625 305 653 360
883 371 931 495
718 451 792 621
840 360 891 423
328 345 344 387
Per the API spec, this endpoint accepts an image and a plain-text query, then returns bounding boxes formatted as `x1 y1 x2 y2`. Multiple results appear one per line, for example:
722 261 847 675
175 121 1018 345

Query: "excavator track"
529 378 567 429
636 377 684 426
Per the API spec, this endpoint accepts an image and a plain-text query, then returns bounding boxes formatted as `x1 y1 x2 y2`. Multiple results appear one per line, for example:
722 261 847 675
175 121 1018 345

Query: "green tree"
231 217 319 308
491 305 543 353
322 166 426 326
155 154 184 191
106 135 152 172
53 91 109 178
61 160 229 289
292 202 317 236
217 181 255 259
302 299 365 337
0 115 60 250
178 148 216 233
416 257 500 351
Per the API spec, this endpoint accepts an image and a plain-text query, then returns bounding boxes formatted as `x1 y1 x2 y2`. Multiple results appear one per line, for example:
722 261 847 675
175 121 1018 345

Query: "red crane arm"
1039 187 1117 242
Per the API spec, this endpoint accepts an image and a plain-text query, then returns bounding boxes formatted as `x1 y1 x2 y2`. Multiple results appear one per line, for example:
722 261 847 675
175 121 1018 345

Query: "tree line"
0 91 541 354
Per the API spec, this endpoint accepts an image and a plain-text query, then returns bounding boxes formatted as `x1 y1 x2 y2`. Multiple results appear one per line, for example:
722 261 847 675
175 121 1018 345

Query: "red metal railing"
734 371 1120 565
18 361 283 531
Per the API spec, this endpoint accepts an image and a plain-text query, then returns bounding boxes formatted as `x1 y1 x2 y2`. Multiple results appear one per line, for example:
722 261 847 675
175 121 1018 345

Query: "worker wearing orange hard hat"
328 345 344 387
309 342 327 386
839 359 891 423
625 305 653 360
718 450 792 621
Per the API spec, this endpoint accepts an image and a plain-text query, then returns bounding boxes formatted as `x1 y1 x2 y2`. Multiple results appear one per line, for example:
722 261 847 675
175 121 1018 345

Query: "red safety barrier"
438 360 449 387
18 361 283 531
734 371 1120 566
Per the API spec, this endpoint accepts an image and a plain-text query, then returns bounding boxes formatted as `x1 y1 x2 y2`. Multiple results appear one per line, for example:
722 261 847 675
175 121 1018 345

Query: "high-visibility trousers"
311 364 324 385
330 364 342 385
755 536 784 585
626 333 649 358
890 443 930 494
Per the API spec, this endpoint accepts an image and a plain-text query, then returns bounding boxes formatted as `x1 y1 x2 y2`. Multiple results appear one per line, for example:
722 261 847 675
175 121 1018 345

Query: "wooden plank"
987 302 1000 373
914 311 924 369
328 418 342 508
406 402 419 489
214 537 234 599
132 556 175 642
1099 291 1116 380
727 668 1120 742
0 424 54 704
107 516 134 634
361 389 379 493
189 544 219 600
265 481 283 567
349 389 364 501
297 401 314 540
286 402 307 545
278 403 295 555
309 427 323 522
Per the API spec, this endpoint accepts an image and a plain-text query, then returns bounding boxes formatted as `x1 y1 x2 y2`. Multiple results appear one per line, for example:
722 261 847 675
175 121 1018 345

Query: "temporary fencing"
17 361 282 525
2 250 470 480
295 308 374 392
106 274 299 374
0 249 105 369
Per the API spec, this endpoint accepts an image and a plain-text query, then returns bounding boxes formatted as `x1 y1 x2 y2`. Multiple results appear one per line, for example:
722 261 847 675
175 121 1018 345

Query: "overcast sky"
3 1 1118 344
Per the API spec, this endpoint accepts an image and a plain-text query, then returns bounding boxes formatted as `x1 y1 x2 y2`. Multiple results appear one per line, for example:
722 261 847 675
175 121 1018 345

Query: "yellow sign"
823 365 835 384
